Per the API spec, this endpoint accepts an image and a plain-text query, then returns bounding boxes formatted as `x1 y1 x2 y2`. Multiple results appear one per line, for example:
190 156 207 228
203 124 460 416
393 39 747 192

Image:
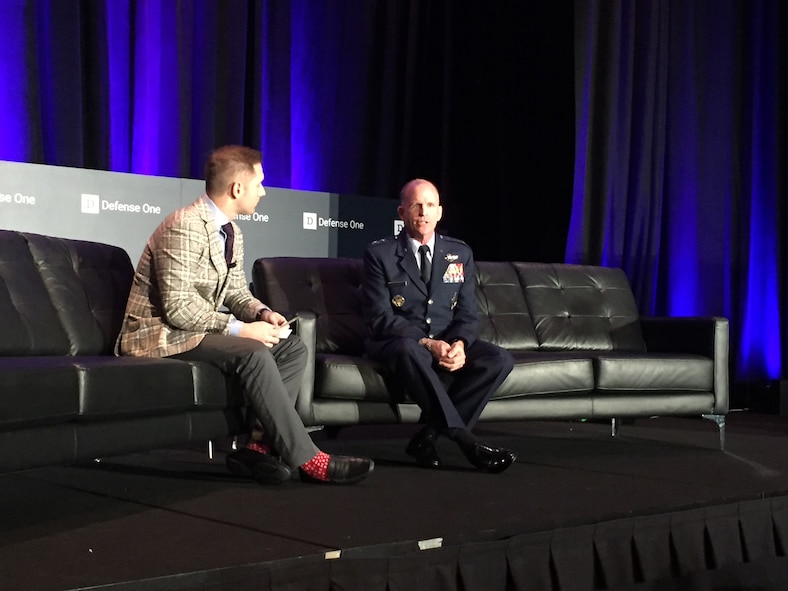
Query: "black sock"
443 428 478 451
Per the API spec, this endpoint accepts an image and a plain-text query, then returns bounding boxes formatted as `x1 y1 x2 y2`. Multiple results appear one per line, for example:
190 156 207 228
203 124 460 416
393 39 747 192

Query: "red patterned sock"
300 451 331 481
247 442 271 455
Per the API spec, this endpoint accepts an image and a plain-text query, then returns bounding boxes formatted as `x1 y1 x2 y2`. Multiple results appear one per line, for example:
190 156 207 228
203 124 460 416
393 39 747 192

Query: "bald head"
400 179 439 205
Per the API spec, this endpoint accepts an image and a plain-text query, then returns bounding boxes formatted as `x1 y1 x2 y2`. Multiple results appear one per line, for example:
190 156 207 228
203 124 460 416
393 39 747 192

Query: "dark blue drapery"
1 0 785 382
567 0 786 382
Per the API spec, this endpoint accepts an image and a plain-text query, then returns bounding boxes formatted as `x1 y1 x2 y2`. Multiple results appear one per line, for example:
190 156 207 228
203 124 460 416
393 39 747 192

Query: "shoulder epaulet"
369 236 396 246
440 235 469 247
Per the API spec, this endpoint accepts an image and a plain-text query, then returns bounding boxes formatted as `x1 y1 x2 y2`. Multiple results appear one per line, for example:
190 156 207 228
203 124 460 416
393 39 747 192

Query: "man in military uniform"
362 179 516 473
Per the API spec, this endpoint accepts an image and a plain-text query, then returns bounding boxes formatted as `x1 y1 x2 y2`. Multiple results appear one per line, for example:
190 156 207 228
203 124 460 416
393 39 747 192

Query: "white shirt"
407 234 435 271
203 195 231 250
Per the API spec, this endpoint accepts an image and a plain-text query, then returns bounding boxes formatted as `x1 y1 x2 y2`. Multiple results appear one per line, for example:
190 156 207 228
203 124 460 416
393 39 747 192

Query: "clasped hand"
239 310 288 347
428 339 466 371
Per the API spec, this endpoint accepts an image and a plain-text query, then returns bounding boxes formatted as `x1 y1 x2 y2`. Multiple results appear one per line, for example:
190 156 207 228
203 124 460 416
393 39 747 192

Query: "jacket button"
426 318 432 324
427 299 433 305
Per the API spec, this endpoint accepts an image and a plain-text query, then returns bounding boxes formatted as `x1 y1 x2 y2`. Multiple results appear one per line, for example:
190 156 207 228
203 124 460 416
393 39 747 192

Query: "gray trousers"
171 334 318 467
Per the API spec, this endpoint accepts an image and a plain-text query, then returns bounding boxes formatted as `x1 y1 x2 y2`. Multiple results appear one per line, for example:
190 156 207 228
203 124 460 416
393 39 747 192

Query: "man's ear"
231 181 242 198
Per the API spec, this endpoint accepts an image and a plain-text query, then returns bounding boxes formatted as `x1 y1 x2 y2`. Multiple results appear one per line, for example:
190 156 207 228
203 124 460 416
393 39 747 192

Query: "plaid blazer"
116 197 261 358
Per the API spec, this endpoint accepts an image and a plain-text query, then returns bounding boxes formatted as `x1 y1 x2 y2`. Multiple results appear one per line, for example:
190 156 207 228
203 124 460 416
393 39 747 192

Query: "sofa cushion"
0 357 80 428
314 354 394 402
592 353 714 392
514 263 645 351
253 257 370 355
591 393 717 417
76 357 196 418
186 360 244 409
475 261 539 350
493 352 595 399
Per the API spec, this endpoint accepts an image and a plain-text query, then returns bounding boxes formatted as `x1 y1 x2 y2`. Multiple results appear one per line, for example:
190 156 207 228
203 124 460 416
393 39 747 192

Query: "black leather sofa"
0 229 246 474
252 257 730 449
0 228 729 476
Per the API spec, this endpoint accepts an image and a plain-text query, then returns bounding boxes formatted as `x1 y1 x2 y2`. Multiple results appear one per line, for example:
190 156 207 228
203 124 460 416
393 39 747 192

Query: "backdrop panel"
0 161 397 282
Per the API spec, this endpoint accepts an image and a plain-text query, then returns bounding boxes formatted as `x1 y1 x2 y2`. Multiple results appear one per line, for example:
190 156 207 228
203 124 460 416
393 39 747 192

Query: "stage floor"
2 412 788 590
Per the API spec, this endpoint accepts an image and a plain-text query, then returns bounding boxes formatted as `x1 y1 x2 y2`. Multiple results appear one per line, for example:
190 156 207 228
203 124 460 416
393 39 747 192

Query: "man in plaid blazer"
117 145 372 485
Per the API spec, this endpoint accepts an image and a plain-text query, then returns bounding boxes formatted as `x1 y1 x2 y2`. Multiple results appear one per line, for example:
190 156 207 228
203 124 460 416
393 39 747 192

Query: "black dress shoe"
406 429 442 468
299 455 374 485
462 444 517 474
226 448 292 485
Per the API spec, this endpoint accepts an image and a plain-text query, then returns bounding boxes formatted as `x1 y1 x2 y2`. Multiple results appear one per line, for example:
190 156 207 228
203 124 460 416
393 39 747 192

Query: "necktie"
419 244 431 285
221 222 234 266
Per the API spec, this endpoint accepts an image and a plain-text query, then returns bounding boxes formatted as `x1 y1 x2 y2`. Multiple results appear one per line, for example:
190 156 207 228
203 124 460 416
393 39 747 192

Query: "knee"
290 334 307 355
291 337 309 369
245 342 274 365
487 344 514 371
499 348 515 373
283 334 308 361
469 341 514 373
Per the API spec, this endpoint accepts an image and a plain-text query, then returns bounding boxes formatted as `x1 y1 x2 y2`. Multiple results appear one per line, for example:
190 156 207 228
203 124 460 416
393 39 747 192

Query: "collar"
202 195 230 229
407 234 436 257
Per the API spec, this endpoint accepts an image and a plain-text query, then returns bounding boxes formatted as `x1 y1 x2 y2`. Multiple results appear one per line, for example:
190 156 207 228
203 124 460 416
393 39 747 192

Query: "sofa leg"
701 414 726 451
207 436 239 460
611 418 619 438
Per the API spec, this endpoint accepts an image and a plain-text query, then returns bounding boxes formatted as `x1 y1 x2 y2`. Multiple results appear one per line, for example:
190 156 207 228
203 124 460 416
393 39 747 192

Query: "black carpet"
2 412 788 590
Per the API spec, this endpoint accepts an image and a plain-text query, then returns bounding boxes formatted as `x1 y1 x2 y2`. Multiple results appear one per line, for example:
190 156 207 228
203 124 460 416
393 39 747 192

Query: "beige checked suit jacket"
116 197 262 358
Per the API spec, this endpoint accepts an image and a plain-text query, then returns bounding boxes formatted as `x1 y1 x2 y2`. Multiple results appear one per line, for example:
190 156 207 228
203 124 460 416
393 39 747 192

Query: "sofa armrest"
641 316 729 414
291 311 318 425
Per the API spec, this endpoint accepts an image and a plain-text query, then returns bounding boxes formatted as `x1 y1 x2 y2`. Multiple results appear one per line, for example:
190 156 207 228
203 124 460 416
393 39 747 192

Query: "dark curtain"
567 0 787 382
0 0 574 264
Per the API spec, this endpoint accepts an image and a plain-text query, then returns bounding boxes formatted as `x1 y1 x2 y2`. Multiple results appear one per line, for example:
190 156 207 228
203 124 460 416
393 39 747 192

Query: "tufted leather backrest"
252 256 645 355
514 263 645 351
253 257 369 355
0 231 71 355
0 230 133 356
475 261 539 350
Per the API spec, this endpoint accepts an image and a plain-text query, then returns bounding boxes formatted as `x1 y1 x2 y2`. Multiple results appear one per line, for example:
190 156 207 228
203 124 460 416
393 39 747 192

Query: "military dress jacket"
362 231 479 353
116 197 262 358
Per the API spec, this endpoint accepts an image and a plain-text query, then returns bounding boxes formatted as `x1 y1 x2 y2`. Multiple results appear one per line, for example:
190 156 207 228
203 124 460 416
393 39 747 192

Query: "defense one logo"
81 194 100 214
303 212 317 230
394 220 404 235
